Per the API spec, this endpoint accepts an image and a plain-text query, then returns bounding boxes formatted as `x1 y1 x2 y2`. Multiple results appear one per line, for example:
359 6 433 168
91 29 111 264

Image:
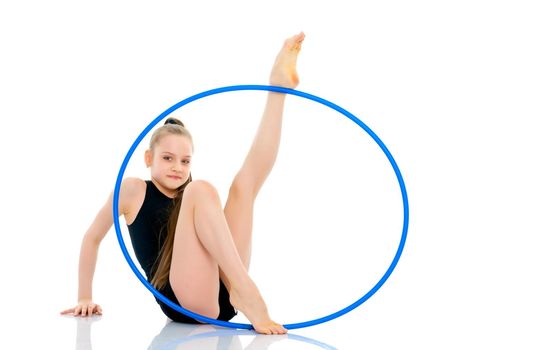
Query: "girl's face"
145 134 193 196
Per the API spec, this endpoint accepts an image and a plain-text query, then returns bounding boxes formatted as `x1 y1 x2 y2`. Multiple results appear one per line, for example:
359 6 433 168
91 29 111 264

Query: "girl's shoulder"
119 177 147 207
121 177 147 194
119 177 147 223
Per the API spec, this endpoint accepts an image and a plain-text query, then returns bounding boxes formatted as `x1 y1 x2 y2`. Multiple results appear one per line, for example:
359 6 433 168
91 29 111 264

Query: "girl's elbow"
82 230 104 247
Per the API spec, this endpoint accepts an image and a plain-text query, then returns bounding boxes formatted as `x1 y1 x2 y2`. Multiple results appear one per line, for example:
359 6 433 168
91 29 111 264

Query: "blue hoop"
113 85 409 330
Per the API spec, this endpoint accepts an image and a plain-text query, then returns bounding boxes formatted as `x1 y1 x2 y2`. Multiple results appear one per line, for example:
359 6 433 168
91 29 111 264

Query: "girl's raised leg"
224 32 305 269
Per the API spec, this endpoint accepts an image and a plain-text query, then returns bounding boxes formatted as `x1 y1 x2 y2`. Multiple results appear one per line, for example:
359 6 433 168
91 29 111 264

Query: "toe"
285 32 305 50
257 326 271 335
270 324 286 335
294 32 305 47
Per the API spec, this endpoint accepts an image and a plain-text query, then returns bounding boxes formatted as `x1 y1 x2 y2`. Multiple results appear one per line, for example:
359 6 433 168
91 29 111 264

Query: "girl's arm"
61 178 143 317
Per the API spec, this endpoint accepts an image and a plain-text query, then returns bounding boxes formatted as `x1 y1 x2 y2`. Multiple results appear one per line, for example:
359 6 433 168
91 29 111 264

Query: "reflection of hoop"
150 323 338 350
113 85 410 330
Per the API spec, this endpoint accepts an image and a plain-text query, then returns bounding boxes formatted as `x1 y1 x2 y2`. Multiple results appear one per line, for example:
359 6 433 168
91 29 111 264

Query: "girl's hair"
149 117 194 152
150 117 193 290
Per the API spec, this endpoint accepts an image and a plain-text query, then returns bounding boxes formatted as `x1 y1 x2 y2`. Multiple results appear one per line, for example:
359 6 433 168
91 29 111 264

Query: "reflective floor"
62 315 341 350
13 297 550 350
147 322 338 350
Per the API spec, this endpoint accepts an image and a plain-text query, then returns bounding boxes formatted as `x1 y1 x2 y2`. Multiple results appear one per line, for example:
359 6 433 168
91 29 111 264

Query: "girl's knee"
184 180 220 201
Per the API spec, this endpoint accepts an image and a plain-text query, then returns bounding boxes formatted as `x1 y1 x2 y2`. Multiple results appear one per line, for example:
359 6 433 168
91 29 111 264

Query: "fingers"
61 303 102 317
71 305 82 316
80 303 96 316
60 308 75 315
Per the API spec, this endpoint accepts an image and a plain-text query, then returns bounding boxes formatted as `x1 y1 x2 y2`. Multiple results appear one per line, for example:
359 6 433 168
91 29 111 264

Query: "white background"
1 0 550 349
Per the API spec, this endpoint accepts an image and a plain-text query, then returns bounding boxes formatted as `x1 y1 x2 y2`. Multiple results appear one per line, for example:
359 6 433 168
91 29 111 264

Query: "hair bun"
165 117 185 127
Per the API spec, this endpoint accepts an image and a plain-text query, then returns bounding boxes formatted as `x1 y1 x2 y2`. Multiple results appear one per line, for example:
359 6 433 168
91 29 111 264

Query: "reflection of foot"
149 322 219 349
245 334 288 350
269 32 305 88
229 282 287 335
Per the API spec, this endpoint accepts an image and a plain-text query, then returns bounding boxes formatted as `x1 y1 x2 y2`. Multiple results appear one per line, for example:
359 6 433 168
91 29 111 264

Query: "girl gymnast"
61 32 305 335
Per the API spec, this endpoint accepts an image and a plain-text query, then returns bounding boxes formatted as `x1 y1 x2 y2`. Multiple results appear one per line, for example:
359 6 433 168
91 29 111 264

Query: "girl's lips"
167 175 182 180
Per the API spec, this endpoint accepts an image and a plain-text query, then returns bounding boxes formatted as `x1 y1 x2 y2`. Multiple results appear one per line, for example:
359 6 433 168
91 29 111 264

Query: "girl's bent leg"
169 182 221 319
170 180 286 334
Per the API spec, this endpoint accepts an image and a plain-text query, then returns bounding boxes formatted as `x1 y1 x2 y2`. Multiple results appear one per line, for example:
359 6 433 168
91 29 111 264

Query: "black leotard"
127 180 236 323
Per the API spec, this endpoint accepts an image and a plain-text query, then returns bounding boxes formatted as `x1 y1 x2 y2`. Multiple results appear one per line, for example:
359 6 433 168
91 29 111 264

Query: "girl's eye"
163 156 172 161
182 160 190 164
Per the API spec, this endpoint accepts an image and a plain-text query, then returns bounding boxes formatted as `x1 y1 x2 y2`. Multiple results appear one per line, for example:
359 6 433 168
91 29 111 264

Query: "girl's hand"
60 299 103 317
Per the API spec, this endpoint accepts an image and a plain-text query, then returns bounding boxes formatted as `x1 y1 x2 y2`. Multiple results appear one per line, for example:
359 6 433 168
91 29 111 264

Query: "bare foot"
229 281 287 335
269 32 305 89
